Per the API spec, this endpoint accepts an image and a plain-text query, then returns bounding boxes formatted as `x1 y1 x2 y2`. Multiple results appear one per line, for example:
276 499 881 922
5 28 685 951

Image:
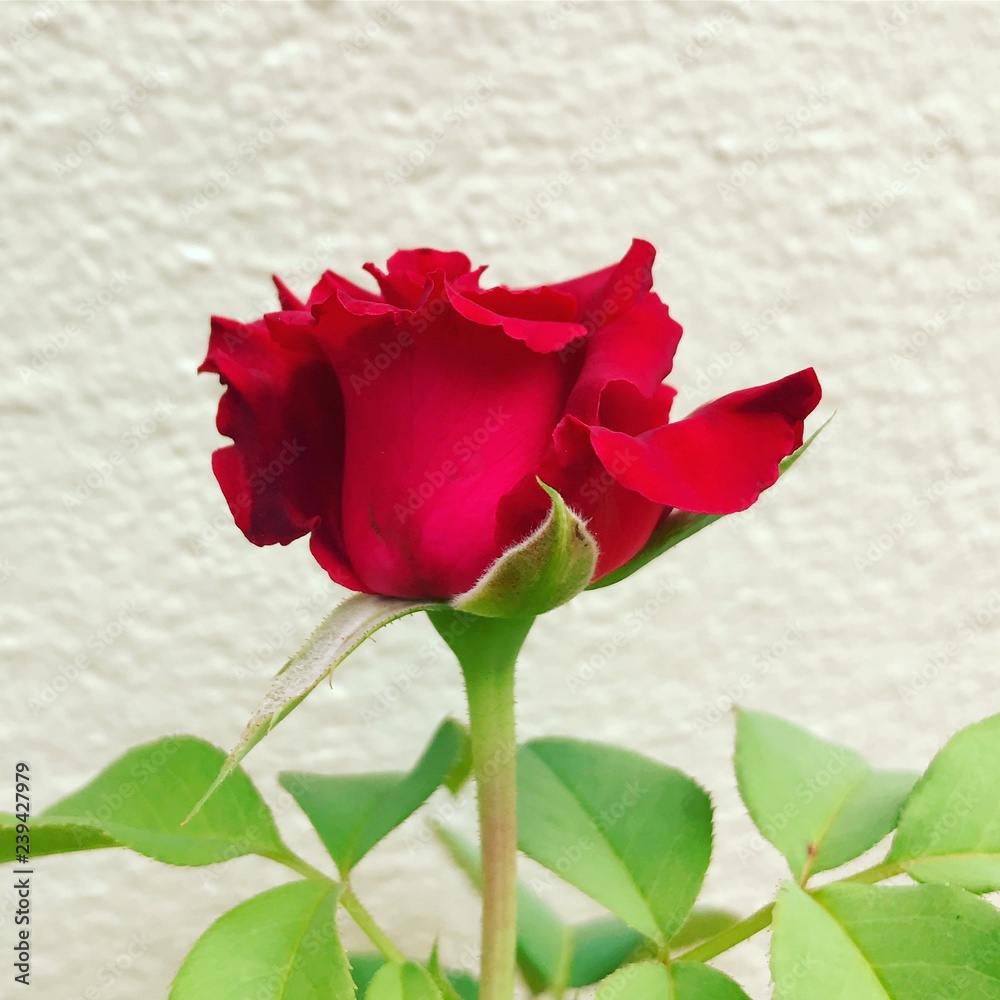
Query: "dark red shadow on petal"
200 315 368 592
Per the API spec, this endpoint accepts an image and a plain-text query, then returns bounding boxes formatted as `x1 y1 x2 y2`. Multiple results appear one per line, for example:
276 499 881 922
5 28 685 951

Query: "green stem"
678 902 775 964
341 886 407 964
269 850 405 964
432 611 534 1000
839 860 904 885
271 850 332 883
677 859 906 964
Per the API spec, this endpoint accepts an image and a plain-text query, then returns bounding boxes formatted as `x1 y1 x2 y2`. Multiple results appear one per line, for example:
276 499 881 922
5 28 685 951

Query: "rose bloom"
201 241 820 599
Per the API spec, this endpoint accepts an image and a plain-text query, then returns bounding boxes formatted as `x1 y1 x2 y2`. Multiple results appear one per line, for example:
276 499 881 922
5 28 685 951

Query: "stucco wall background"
2 1 999 996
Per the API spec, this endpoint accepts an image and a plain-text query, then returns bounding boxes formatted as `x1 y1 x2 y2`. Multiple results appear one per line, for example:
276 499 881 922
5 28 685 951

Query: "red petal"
386 248 472 279
548 238 655 316
561 241 683 422
200 316 367 592
272 275 305 311
445 283 586 353
589 369 822 514
465 285 580 323
306 269 382 308
364 249 473 308
311 287 573 598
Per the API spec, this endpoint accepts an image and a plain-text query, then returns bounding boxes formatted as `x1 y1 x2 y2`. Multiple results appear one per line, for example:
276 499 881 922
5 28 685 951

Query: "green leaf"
427 945 478 1000
596 962 671 999
352 954 477 1000
889 712 1000 891
735 709 916 880
771 881 1000 999
442 726 473 795
366 962 443 1000
0 812 119 862
595 961 750 999
670 963 752 999
281 718 469 875
452 481 597 618
170 880 354 999
667 907 740 950
517 738 712 944
188 595 445 820
38 736 290 867
568 918 647 988
590 415 832 589
351 955 387 998
436 825 644 992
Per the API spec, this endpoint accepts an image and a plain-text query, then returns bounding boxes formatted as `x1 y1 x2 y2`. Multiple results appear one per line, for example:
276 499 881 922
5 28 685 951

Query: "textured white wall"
3 1 999 996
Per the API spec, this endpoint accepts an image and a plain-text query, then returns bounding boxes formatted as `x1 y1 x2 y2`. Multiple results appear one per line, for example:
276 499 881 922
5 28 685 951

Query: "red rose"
201 240 820 600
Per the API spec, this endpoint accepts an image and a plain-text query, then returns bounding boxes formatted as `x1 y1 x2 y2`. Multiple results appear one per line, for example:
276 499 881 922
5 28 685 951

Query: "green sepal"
452 481 597 618
186 595 445 821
